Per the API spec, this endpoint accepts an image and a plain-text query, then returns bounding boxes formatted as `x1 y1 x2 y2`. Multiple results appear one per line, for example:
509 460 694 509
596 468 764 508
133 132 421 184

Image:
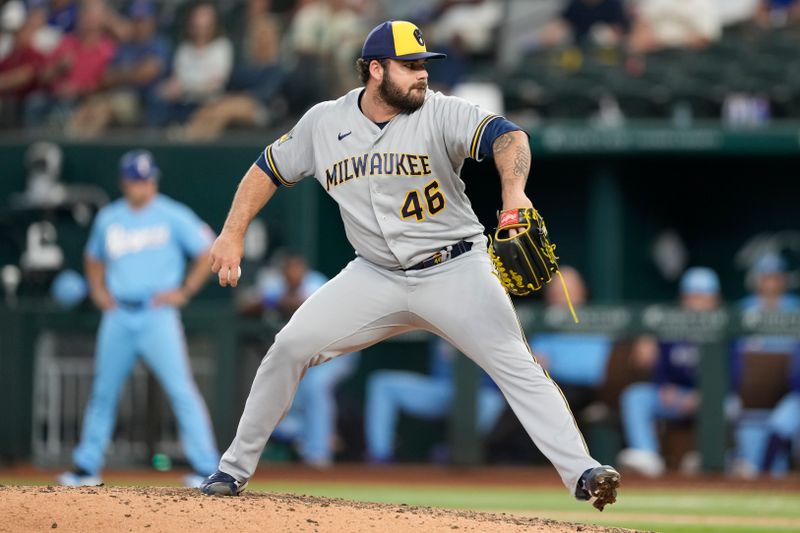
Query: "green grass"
251 482 800 533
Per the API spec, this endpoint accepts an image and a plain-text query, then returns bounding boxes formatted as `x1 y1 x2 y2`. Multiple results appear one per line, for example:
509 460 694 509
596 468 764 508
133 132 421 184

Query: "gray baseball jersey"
263 88 492 268
218 88 601 494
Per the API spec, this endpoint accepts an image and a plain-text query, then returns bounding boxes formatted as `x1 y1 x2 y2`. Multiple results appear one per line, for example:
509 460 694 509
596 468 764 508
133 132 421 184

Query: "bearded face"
378 62 427 113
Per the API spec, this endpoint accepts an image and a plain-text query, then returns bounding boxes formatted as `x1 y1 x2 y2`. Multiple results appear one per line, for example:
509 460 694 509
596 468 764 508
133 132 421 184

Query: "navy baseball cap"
128 0 155 19
120 149 159 181
361 21 446 61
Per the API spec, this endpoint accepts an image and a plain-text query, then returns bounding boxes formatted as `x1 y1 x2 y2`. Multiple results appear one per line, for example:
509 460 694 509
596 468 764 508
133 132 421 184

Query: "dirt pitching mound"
0 485 634 533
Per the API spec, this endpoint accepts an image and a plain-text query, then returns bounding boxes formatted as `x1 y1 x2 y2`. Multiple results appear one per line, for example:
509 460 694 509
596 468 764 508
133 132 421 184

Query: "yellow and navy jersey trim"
470 114 500 160
255 144 294 188
472 115 527 161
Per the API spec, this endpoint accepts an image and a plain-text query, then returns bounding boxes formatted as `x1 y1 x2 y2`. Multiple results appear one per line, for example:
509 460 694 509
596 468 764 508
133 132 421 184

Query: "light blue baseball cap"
752 253 787 276
680 267 720 295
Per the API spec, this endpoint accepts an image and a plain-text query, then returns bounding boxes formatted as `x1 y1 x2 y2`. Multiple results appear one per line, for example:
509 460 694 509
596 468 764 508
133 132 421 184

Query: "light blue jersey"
86 194 213 301
71 193 219 479
530 334 612 386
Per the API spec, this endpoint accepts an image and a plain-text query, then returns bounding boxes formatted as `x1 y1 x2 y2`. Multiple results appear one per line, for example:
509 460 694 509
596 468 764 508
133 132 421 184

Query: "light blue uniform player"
57 150 220 488
365 337 505 463
734 253 800 477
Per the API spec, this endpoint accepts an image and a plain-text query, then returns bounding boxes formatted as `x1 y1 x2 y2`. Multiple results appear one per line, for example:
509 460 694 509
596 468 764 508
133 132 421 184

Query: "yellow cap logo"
392 21 427 57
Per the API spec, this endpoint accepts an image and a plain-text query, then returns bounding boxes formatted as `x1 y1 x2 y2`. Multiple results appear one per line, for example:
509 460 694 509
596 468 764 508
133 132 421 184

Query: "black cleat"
199 470 249 496
575 465 620 511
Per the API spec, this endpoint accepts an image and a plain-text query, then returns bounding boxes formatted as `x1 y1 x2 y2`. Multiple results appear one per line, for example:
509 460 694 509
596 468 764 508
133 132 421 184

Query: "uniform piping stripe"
503 280 591 455
267 145 294 187
470 114 499 160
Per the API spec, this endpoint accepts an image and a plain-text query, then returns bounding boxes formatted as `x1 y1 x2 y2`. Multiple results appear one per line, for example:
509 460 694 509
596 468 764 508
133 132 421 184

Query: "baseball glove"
489 207 579 322
489 207 558 295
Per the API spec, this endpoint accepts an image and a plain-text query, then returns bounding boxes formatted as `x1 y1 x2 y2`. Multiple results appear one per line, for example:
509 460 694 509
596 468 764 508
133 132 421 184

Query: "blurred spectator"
530 267 613 417
285 0 367 105
24 1 64 55
182 0 283 140
756 0 800 26
0 7 45 127
535 0 630 49
0 1 26 59
256 254 328 321
325 0 370 94
430 0 504 59
150 1 232 128
47 0 79 34
24 0 117 129
617 267 722 477
252 254 360 468
628 0 721 54
714 0 761 27
732 253 800 477
67 0 169 137
364 337 505 464
741 253 800 314
419 0 504 91
27 0 127 55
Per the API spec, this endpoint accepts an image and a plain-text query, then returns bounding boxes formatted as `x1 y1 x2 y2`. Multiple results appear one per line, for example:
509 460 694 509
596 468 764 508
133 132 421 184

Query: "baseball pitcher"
201 21 620 511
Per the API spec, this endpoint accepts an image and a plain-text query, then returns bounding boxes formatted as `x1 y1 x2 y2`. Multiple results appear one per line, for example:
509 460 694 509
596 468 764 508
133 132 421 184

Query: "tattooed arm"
492 130 532 211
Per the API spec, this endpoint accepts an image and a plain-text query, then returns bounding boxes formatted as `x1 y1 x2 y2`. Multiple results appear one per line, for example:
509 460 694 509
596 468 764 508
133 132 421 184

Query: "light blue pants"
73 307 219 476
735 392 800 474
620 383 692 453
365 370 506 461
272 351 360 464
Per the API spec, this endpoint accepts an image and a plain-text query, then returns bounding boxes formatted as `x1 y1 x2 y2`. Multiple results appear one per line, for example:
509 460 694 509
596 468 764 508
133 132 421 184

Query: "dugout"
1 125 799 470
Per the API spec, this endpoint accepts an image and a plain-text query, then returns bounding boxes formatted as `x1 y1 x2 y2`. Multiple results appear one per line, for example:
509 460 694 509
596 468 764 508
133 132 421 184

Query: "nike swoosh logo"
338 131 352 141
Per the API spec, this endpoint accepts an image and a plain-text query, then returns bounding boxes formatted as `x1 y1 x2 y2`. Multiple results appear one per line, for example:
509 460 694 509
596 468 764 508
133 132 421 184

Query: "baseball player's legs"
219 258 415 482
760 392 800 473
73 311 139 474
621 383 690 453
365 372 453 461
409 250 599 492
138 307 219 475
768 392 800 439
620 383 661 453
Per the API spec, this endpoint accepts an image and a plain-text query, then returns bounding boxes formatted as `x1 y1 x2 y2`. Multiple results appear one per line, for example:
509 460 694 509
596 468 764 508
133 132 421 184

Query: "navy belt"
405 240 473 271
117 299 147 310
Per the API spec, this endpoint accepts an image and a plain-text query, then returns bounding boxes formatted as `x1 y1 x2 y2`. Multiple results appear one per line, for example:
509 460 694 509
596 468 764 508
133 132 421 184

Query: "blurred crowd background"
2 0 800 138
1 0 799 484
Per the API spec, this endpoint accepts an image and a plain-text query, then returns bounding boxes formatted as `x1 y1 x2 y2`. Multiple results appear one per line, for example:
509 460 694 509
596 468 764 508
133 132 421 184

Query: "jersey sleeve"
255 103 325 187
436 94 501 162
171 203 215 257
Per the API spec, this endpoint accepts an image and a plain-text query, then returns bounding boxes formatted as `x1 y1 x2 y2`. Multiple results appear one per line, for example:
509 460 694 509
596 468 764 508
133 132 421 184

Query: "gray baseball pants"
219 248 599 491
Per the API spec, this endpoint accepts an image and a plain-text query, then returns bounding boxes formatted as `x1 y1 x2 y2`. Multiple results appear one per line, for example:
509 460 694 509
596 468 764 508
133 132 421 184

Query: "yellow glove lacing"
491 209 580 324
